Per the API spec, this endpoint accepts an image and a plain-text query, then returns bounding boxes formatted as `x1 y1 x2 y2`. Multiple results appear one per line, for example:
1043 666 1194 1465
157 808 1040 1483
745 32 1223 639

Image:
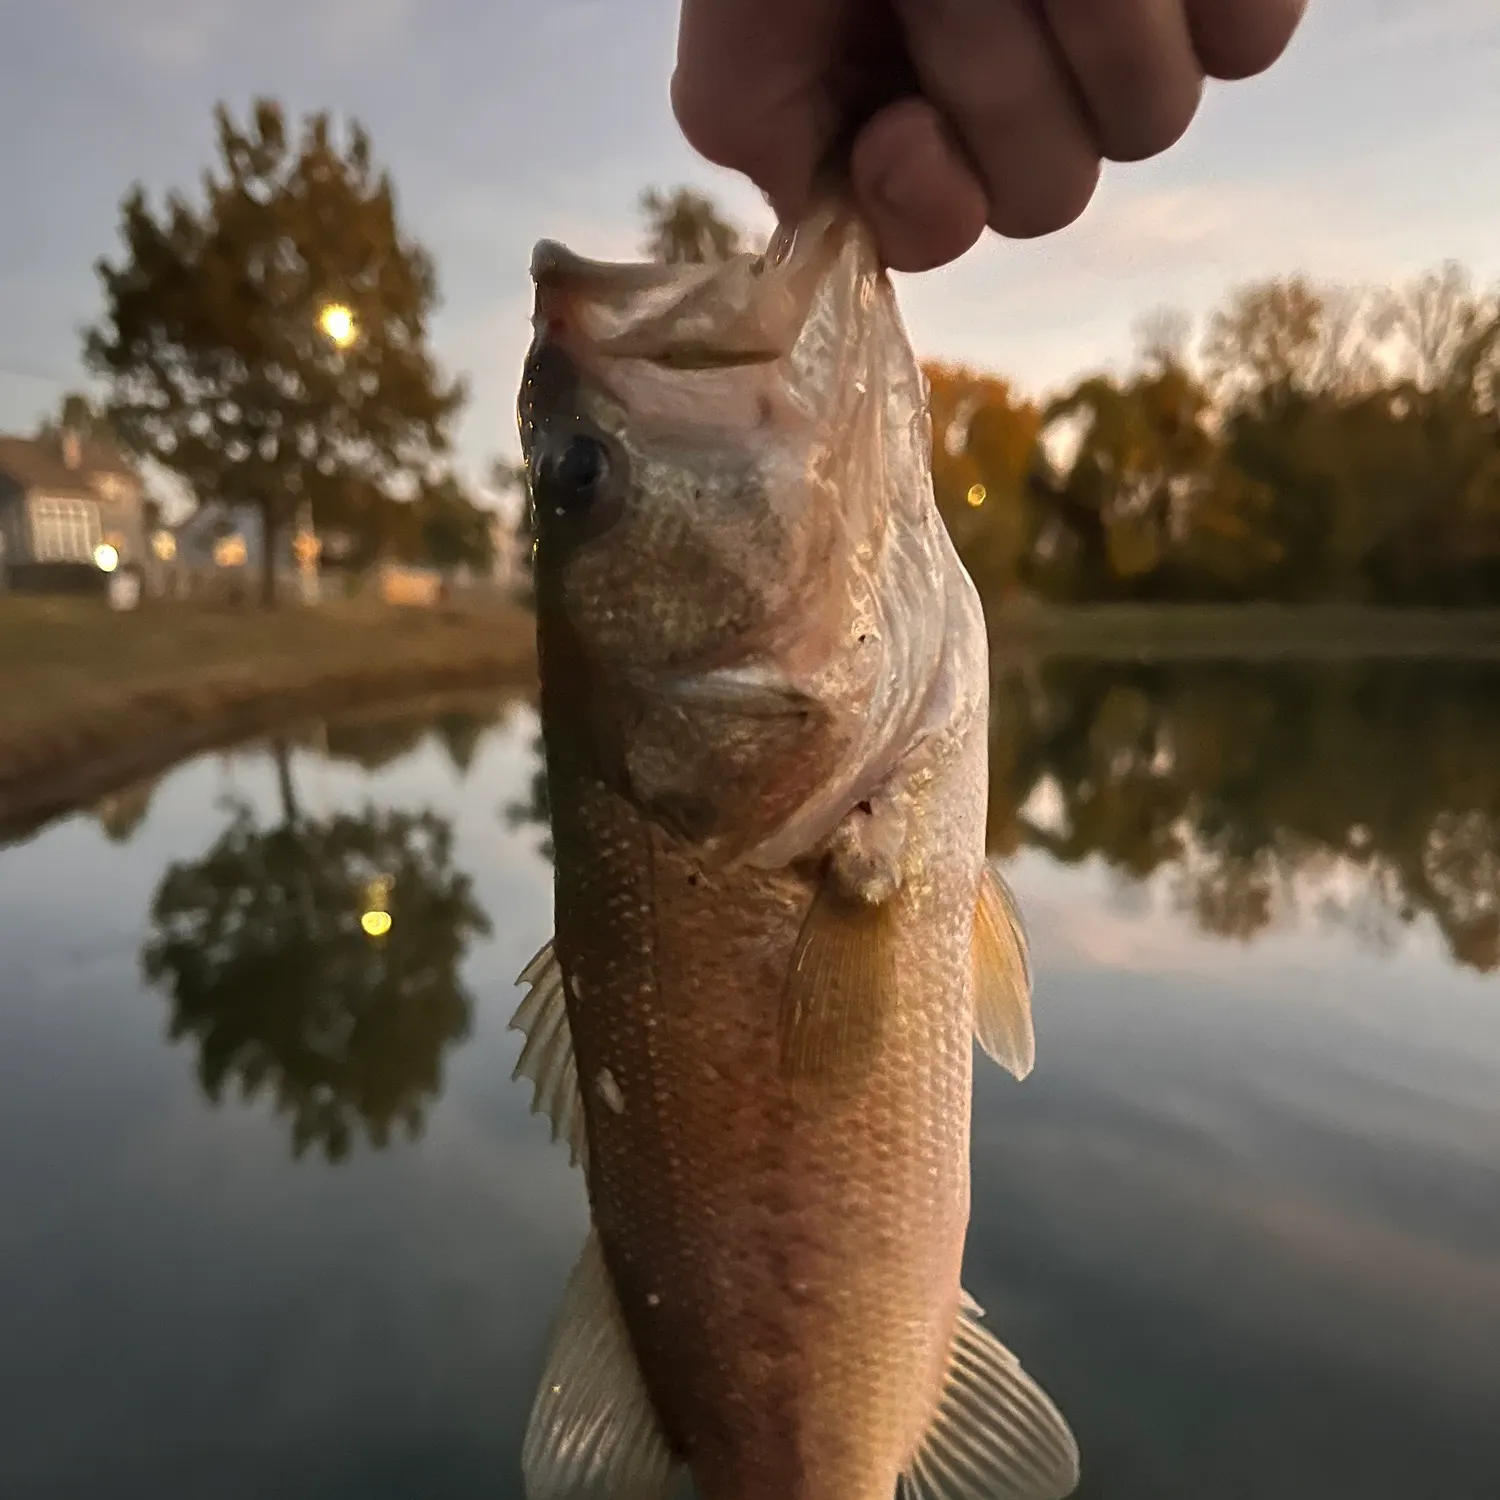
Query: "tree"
492 456 535 599
1201 275 1381 417
1031 361 1278 602
85 97 465 605
1133 306 1194 375
639 186 744 264
924 363 1040 601
1376 261 1499 396
34 390 117 446
414 470 495 573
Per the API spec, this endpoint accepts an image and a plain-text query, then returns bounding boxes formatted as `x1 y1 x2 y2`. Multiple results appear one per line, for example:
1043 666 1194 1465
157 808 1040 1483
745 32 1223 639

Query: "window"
30 496 100 563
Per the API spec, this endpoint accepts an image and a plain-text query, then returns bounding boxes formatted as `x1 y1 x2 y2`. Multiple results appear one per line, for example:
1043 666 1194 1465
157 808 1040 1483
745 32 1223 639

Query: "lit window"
214 535 248 568
31 496 101 563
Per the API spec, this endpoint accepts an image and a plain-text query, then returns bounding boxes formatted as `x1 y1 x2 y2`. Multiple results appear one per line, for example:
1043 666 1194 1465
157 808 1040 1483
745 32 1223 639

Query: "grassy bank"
0 594 537 828
988 603 1500 660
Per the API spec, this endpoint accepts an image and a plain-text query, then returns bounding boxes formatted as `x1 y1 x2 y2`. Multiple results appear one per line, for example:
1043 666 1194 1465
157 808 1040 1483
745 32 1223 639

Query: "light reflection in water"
0 664 1497 1499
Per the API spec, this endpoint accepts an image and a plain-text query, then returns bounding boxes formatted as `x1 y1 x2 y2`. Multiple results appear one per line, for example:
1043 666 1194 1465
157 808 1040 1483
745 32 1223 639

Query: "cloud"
64 0 238 67
59 0 417 69
1361 0 1500 49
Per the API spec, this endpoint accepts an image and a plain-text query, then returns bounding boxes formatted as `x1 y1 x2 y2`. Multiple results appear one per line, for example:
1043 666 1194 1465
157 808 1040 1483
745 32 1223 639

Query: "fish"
509 196 1080 1500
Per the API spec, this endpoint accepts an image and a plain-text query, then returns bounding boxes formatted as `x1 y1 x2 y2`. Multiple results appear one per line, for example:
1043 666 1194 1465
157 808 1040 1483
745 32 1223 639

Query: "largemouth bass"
510 198 1079 1500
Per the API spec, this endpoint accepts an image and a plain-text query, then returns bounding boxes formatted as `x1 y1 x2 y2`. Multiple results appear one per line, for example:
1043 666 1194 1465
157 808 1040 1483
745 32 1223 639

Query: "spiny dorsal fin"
899 1290 1079 1500
973 861 1035 1081
510 939 589 1171
521 1229 682 1500
778 872 899 1100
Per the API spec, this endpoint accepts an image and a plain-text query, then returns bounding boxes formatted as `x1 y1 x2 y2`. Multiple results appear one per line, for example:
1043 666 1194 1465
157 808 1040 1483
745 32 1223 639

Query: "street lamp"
318 302 357 349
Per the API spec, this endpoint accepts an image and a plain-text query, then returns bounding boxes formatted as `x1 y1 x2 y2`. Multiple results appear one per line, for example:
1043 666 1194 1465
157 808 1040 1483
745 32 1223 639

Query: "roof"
0 433 138 496
176 500 258 542
173 500 293 566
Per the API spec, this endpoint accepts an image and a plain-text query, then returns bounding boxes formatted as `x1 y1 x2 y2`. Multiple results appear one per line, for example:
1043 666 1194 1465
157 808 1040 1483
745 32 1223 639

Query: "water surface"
2 664 1498 1500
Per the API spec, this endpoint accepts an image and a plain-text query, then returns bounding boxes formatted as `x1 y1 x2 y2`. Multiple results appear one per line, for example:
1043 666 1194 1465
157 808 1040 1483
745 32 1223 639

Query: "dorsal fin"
510 939 588 1171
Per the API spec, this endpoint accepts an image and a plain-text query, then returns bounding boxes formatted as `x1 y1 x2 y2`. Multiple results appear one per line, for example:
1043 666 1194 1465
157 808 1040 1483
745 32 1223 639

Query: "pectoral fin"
778 870 899 1097
972 862 1036 1082
779 796 910 1097
522 1229 682 1500
510 940 589 1171
899 1290 1079 1500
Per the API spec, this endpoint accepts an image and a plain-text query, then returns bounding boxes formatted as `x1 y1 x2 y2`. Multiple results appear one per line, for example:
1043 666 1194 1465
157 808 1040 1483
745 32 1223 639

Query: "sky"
1 0 1497 506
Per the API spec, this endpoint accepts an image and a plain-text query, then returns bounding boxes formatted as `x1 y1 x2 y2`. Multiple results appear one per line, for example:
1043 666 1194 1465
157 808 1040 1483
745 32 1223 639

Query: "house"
0 429 146 590
170 501 299 601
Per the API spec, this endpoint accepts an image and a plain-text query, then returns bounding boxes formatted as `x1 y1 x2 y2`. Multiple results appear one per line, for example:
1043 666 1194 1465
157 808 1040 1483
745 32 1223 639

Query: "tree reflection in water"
509 658 1500 973
503 726 551 861
140 741 491 1161
986 659 1500 971
302 693 520 778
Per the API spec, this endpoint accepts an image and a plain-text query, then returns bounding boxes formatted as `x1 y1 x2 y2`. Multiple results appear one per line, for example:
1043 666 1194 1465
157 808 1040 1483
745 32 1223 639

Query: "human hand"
672 0 1307 272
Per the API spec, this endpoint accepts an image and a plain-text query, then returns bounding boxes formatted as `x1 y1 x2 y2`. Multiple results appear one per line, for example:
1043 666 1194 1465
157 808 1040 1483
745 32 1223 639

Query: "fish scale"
512 199 1079 1500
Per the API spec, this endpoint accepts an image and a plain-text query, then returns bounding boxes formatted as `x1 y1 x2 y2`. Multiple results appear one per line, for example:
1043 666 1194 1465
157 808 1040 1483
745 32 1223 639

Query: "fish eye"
537 434 610 516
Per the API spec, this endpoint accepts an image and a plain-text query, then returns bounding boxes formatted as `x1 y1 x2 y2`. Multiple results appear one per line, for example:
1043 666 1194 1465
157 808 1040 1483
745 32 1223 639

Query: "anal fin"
973 861 1035 1081
510 939 589 1171
522 1229 682 1500
900 1290 1079 1500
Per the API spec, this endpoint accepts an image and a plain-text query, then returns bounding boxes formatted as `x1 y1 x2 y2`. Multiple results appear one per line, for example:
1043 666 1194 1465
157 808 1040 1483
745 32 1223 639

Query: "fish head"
517 203 927 678
518 203 951 859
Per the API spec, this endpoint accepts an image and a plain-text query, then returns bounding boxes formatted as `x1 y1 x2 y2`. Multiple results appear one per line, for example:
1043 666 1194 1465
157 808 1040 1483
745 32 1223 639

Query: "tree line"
635 189 1500 609
74 98 1500 608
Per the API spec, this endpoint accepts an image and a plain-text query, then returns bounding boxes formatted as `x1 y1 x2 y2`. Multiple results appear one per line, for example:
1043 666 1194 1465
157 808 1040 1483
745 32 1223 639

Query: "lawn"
0 593 537 823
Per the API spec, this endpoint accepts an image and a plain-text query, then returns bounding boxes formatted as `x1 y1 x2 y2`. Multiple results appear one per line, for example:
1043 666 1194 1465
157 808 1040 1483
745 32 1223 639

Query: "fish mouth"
529 241 689 297
528 200 866 370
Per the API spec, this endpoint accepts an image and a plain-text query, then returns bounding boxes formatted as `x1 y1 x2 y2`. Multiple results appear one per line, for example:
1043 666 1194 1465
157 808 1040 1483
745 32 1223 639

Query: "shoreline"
0 598 537 836
987 603 1500 660
9 598 1500 841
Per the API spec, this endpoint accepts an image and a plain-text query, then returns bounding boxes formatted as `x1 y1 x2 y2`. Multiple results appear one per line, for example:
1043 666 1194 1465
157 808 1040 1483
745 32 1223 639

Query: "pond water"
2 661 1499 1500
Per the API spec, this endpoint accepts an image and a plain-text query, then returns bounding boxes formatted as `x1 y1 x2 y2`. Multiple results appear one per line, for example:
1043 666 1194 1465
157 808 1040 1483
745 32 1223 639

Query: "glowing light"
966 483 987 508
213 535 247 568
361 875 393 937
361 909 392 938
93 542 120 572
293 531 321 565
151 530 177 561
319 303 357 349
